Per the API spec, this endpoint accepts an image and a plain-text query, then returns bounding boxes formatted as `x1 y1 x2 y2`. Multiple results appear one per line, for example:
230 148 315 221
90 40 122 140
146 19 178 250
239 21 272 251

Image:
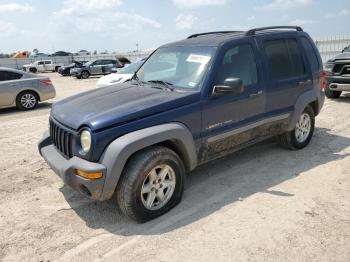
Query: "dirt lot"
0 72 349 261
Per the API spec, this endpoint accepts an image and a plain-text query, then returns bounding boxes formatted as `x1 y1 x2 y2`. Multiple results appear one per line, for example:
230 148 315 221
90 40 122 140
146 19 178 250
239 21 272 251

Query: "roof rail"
187 31 243 39
245 26 303 36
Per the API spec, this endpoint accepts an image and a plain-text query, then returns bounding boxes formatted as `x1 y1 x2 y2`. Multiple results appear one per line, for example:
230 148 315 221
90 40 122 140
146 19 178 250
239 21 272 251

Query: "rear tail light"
40 79 52 86
320 70 326 90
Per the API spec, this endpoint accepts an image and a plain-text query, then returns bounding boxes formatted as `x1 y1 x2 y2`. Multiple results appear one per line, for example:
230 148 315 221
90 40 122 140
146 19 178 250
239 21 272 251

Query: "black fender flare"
99 122 197 200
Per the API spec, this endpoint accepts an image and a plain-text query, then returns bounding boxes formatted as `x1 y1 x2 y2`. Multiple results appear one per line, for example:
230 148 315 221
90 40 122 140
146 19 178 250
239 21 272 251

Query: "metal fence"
314 35 350 63
0 51 152 70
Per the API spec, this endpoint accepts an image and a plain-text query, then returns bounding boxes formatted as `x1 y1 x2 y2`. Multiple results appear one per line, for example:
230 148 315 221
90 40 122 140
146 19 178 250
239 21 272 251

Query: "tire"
81 71 90 79
116 146 185 223
55 66 61 72
29 67 37 73
325 86 341 98
16 91 38 110
278 105 315 150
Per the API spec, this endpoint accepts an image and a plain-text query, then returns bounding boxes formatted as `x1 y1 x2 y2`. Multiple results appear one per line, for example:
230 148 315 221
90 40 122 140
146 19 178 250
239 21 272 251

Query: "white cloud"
172 0 225 9
289 19 316 25
0 20 17 36
52 0 161 31
326 9 350 18
258 0 312 11
58 0 122 15
175 13 198 30
0 3 34 13
247 15 255 21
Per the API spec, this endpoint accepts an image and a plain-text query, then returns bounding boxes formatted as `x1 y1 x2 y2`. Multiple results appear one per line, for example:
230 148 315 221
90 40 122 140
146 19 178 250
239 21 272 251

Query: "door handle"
10 83 17 86
249 90 263 98
298 79 312 86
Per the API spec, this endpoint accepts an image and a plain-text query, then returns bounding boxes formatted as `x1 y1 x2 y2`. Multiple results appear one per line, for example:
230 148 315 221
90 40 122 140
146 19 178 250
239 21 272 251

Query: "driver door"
201 41 266 158
91 60 102 75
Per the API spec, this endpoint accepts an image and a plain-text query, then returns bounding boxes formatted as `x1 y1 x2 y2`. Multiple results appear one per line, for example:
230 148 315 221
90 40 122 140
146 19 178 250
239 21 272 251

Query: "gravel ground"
0 73 349 262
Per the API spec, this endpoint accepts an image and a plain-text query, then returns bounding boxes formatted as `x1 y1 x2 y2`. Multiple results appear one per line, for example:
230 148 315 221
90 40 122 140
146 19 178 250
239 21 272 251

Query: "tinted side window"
38 61 44 65
44 61 52 64
92 60 101 65
0 71 22 81
264 38 305 80
215 44 258 86
300 37 321 72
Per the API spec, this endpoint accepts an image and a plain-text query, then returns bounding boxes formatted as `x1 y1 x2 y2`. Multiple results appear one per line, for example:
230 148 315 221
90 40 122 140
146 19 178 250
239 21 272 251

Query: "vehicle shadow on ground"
0 102 52 116
336 93 350 103
60 127 350 236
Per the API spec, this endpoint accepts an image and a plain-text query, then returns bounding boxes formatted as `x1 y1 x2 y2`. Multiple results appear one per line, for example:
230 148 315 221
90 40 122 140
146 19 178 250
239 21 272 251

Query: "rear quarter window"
300 37 321 72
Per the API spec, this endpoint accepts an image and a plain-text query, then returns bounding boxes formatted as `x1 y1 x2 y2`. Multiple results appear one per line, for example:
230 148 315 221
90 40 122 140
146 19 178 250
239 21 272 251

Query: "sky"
0 0 349 54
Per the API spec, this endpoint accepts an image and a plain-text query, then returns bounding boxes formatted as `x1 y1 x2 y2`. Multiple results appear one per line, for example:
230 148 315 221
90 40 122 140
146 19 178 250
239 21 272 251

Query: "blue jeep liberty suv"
38 26 325 222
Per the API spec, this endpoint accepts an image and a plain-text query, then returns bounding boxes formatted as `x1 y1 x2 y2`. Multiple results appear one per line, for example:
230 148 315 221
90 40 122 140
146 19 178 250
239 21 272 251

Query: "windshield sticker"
186 54 211 64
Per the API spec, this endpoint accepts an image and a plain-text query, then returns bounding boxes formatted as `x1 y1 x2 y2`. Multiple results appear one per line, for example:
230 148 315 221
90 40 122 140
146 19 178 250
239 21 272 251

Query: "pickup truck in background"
324 50 350 98
22 60 64 73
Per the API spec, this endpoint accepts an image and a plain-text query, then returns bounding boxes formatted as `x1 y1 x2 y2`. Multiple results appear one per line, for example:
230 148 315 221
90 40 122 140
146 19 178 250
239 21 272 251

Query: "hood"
51 82 200 131
328 52 350 62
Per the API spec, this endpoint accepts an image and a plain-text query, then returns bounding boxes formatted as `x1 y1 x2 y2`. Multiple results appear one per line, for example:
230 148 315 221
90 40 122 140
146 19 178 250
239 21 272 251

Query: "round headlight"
80 130 91 153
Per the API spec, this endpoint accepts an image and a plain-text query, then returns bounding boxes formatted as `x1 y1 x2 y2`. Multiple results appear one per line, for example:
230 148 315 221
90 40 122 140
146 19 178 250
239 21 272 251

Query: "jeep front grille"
332 62 350 74
49 119 73 158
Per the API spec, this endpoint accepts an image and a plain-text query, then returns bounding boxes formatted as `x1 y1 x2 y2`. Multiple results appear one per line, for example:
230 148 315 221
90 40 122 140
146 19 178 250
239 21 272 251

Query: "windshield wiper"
148 80 175 91
131 73 143 86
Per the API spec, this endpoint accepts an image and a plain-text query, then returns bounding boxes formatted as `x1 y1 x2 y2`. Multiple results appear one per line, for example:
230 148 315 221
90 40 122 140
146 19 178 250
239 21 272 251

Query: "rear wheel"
16 91 38 110
55 66 61 72
278 105 315 150
116 146 185 223
325 86 341 98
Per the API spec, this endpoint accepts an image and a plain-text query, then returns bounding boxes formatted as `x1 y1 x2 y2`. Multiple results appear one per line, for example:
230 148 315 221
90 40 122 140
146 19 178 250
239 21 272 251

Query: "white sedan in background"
96 59 145 88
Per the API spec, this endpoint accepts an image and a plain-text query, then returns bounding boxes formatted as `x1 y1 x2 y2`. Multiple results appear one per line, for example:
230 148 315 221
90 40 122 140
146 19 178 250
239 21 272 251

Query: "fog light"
76 169 103 179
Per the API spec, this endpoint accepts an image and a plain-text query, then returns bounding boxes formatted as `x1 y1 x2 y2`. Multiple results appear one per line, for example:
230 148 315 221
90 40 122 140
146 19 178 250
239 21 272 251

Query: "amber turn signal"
75 169 103 179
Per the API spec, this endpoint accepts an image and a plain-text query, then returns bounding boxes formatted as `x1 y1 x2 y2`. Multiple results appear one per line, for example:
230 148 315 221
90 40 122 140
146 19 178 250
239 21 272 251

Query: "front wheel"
116 146 185 223
325 86 341 98
278 105 315 150
81 71 89 79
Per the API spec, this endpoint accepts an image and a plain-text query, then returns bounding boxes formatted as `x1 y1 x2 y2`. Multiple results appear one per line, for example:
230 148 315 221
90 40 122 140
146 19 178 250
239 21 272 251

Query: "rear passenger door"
44 61 53 71
257 35 311 115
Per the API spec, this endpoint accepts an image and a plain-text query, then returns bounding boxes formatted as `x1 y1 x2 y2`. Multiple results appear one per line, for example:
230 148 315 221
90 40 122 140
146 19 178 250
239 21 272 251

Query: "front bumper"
38 131 107 200
327 75 350 92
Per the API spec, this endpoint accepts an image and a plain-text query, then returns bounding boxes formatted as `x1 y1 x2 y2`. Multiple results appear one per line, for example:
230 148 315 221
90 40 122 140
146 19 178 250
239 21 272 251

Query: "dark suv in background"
324 49 350 98
70 59 123 79
39 26 325 222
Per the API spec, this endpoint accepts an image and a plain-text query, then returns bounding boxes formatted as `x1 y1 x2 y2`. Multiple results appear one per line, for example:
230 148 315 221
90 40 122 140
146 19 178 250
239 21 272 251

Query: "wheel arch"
287 89 318 131
16 89 41 102
98 123 197 201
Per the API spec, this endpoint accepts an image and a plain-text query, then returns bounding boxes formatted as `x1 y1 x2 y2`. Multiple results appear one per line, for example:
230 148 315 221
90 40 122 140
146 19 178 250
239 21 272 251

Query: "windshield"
118 60 143 74
136 46 216 89
84 61 94 66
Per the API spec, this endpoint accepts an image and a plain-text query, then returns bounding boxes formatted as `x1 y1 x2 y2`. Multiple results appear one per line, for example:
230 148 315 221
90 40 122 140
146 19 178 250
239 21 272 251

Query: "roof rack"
245 26 303 36
187 31 243 39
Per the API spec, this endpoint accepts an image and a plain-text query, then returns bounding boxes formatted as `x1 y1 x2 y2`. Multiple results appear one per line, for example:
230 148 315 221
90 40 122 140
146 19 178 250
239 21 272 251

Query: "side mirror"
213 78 244 95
